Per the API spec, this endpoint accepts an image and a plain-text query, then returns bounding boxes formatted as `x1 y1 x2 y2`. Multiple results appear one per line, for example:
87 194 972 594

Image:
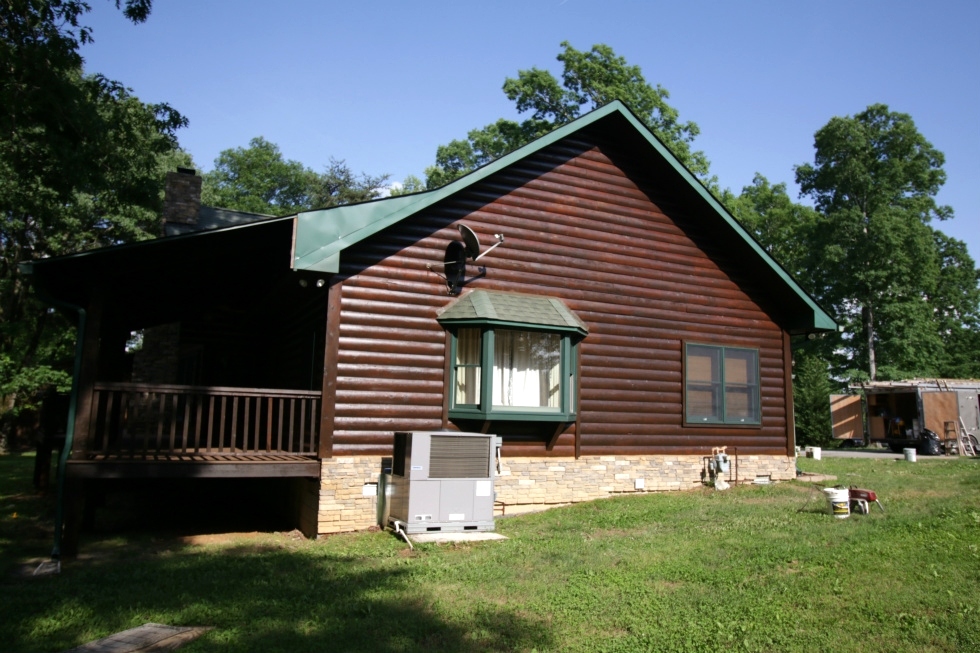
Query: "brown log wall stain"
330 135 788 458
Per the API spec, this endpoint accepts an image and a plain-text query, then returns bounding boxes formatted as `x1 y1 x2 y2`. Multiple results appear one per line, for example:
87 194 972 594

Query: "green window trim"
684 342 761 426
439 290 587 423
447 325 580 422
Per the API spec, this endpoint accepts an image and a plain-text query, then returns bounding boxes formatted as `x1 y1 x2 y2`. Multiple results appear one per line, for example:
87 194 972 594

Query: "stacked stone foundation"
316 454 796 536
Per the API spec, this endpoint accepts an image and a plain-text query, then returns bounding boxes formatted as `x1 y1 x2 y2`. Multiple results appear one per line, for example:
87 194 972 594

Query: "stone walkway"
64 623 210 653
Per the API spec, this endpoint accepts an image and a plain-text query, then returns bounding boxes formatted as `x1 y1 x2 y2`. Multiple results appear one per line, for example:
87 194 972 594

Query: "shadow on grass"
4 541 555 653
0 453 57 572
1 453 554 652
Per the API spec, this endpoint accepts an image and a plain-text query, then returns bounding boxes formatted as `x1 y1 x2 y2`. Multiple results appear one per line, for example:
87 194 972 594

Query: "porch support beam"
319 279 342 459
783 329 796 456
72 291 104 459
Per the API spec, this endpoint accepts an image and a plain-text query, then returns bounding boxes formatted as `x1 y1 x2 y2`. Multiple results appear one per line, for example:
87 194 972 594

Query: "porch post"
72 291 104 459
318 279 342 459
783 330 796 457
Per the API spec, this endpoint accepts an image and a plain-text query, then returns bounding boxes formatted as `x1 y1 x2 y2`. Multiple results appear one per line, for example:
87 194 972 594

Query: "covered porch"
25 216 333 551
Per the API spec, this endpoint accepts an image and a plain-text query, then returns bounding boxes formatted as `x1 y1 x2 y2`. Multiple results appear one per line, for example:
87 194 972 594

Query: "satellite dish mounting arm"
474 233 504 261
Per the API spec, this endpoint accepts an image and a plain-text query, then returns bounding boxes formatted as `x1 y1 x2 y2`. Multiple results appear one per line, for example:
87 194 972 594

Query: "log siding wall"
327 135 791 459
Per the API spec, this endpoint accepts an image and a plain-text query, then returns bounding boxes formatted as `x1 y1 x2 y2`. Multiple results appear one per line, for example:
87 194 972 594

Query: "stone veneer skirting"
316 454 796 536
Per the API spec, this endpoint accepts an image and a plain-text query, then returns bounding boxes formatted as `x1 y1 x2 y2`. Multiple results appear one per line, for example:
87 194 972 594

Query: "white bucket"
806 447 822 460
823 487 850 519
904 448 917 462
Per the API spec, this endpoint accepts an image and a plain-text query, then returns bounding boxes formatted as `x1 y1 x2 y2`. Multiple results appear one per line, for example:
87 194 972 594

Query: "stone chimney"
161 167 202 234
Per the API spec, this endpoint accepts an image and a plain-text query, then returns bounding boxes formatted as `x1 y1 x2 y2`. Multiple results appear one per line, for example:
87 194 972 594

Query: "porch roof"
22 216 297 326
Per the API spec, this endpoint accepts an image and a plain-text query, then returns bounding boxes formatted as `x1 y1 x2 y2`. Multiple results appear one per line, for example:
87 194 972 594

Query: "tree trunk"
863 302 877 380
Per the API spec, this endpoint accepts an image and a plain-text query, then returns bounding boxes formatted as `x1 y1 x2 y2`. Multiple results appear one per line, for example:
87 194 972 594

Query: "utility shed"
24 101 836 548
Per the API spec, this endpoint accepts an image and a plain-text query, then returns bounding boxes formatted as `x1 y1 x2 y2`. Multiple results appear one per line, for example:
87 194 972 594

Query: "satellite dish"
443 241 466 293
458 224 481 260
457 224 505 261
428 224 504 294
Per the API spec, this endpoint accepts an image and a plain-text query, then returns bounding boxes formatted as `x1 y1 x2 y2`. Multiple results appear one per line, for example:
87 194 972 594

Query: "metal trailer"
831 380 980 453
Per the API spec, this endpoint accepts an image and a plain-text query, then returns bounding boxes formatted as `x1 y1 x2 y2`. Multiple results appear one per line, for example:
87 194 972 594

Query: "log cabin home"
24 101 836 553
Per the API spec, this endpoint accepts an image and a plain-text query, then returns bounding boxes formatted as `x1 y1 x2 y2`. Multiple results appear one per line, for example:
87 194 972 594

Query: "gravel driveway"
813 448 952 460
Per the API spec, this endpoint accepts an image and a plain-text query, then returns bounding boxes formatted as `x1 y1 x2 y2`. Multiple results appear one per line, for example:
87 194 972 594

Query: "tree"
930 232 980 378
725 174 820 284
1 0 185 447
202 137 389 216
795 104 954 381
201 137 312 215
424 41 710 188
309 159 390 209
389 174 427 197
792 352 834 447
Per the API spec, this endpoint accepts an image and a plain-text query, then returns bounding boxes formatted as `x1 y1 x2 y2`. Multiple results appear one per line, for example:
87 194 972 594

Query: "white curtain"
454 328 481 405
492 330 560 408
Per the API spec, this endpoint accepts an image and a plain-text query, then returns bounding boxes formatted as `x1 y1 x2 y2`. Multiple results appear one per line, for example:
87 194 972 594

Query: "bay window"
440 291 587 422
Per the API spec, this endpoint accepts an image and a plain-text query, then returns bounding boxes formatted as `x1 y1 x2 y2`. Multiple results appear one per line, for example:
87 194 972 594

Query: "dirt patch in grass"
178 531 268 546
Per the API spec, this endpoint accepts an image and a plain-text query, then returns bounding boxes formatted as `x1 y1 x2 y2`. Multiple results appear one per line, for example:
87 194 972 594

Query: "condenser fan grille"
429 435 491 478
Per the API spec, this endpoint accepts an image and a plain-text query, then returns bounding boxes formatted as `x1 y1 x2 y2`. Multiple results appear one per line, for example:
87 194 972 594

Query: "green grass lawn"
2 452 978 652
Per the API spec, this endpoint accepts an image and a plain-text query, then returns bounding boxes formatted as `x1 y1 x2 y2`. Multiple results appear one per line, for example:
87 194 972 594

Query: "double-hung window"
440 291 587 422
685 343 761 425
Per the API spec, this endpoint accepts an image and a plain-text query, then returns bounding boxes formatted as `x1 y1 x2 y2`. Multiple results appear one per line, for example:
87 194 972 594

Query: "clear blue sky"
81 0 980 262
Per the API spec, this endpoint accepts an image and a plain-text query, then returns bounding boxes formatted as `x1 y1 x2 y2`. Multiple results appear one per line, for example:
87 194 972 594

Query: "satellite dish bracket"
474 234 504 261
427 225 504 295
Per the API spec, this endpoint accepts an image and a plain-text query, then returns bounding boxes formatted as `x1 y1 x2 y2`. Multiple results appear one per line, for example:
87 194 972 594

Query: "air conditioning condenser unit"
388 431 498 534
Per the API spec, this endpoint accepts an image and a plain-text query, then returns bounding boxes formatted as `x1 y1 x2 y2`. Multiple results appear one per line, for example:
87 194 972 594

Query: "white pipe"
392 520 414 550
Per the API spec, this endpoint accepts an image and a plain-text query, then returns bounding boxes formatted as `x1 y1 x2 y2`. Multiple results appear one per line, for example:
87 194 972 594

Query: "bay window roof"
437 290 588 336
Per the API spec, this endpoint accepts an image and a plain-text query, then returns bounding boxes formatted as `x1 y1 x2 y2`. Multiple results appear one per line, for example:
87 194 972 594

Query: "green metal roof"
292 103 638 274
291 101 836 333
437 290 589 336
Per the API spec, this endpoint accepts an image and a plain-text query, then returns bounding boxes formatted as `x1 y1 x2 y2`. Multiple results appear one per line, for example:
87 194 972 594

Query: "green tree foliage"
389 174 427 197
792 352 834 447
1 0 186 444
201 137 311 216
424 41 709 188
724 174 820 284
794 104 976 381
201 137 389 216
930 232 980 378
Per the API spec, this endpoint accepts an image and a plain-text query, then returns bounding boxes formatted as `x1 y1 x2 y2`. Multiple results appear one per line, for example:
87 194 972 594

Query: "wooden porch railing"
87 383 321 457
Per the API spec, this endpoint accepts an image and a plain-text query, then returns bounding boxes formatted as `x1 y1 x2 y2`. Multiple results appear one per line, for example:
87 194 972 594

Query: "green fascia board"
292 100 836 332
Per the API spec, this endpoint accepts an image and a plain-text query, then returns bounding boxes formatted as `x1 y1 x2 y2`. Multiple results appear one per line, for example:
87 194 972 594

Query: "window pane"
454 328 481 406
492 330 560 408
725 348 759 422
686 345 721 421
